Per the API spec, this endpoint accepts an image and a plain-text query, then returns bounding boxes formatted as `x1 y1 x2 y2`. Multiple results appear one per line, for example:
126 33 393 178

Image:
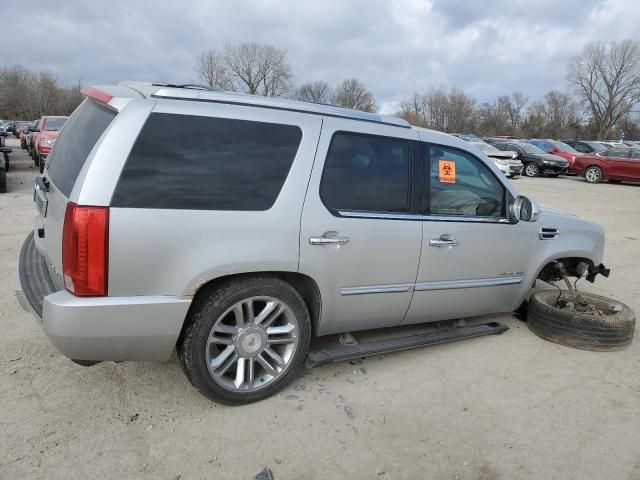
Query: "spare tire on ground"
528 290 635 351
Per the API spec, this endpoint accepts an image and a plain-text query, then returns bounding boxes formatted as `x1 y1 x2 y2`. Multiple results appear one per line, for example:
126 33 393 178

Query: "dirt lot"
1 138 639 480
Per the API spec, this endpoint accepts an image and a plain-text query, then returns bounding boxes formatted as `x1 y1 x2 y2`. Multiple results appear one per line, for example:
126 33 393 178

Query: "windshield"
472 142 500 154
585 141 606 151
519 143 545 154
43 118 67 131
552 141 578 153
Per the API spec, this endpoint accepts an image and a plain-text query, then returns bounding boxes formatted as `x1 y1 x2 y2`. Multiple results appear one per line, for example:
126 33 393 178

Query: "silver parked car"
16 82 609 404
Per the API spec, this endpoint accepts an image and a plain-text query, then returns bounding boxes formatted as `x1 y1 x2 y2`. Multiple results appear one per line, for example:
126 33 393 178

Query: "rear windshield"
47 100 116 197
43 118 67 131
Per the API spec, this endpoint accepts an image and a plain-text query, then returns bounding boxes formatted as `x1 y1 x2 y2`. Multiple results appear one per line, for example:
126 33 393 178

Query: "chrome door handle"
429 235 458 248
309 233 350 246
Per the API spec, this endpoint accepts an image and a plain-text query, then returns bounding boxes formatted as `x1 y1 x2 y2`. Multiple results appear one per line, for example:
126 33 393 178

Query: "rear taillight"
62 203 109 296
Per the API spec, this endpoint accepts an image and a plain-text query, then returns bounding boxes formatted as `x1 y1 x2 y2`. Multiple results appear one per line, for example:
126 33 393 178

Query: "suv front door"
299 119 422 335
403 142 535 325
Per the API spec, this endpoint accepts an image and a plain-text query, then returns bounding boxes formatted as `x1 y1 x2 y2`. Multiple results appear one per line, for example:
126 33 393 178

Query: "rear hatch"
34 99 117 289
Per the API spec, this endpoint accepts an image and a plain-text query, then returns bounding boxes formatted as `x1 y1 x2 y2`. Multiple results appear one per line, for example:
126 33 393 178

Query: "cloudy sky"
7 0 640 113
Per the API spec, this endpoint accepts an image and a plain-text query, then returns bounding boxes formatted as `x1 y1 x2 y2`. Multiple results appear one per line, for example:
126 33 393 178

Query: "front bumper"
16 232 191 362
542 164 568 175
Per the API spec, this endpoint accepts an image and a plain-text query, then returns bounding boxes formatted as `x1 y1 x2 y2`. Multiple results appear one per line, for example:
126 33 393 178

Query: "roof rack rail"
151 83 214 91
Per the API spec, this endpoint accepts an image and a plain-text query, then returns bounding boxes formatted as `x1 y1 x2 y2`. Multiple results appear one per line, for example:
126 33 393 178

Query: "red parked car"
528 139 580 171
31 116 68 172
572 148 640 184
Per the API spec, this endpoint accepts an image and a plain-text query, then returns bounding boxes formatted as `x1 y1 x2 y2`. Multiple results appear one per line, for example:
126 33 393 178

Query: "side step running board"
305 322 508 368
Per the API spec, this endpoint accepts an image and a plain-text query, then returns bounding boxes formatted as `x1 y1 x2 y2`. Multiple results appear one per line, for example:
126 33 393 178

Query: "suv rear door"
299 118 422 336
35 99 118 289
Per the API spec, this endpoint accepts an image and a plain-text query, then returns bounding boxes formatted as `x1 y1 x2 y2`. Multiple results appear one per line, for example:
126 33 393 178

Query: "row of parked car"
6 117 68 173
453 134 640 184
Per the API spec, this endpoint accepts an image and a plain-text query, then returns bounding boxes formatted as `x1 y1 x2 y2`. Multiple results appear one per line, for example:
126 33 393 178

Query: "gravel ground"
1 137 639 480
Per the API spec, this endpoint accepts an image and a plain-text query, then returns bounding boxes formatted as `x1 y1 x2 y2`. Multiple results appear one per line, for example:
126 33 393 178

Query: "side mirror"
28 126 36 132
510 195 540 223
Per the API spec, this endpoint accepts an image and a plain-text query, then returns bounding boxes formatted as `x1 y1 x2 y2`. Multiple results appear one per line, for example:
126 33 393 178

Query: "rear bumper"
16 232 191 361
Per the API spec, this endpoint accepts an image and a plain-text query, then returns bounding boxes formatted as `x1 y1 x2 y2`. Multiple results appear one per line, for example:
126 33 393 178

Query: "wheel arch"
180 271 322 338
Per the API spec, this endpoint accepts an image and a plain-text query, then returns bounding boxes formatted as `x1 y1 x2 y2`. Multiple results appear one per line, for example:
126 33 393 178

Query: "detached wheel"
524 162 540 177
584 166 602 184
528 290 635 351
178 276 311 404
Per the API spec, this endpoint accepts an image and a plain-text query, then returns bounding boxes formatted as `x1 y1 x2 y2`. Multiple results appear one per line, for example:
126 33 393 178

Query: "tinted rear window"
47 100 116 197
111 113 302 210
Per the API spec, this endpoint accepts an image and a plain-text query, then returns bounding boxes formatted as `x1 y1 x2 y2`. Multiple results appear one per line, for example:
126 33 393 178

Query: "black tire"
178 275 311 405
524 162 540 177
39 156 45 173
34 152 40 168
0 167 6 193
528 290 635 351
584 166 602 184
3 154 9 173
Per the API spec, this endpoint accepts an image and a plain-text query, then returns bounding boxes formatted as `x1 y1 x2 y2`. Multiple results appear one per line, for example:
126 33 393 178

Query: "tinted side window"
428 146 505 218
112 114 302 211
47 100 116 197
603 149 629 158
573 143 589 153
320 132 410 213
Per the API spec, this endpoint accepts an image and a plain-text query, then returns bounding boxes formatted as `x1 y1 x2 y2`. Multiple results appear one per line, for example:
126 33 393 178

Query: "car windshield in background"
520 143 545 154
553 141 578 153
472 142 501 154
585 141 606 151
43 118 67 131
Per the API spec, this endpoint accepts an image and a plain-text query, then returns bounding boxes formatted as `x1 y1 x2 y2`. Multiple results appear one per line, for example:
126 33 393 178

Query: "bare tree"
332 78 377 112
223 43 292 97
399 87 475 132
195 50 232 90
0 65 83 119
568 39 640 139
291 80 333 104
398 93 428 127
521 101 547 138
542 90 580 138
445 87 476 133
496 91 529 132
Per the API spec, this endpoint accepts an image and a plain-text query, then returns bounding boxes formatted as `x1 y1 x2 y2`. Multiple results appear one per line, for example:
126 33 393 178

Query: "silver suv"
16 82 609 404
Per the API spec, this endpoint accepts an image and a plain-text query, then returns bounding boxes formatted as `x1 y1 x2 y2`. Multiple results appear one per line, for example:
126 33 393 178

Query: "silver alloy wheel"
205 296 299 392
525 163 539 177
585 167 601 183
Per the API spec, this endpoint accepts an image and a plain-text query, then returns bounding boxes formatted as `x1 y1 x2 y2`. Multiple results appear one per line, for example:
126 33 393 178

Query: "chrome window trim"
414 276 523 292
338 210 510 224
340 284 413 296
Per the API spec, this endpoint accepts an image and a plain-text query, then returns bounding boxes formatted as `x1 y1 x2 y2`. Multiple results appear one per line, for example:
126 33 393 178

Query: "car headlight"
543 160 554 165
40 139 55 147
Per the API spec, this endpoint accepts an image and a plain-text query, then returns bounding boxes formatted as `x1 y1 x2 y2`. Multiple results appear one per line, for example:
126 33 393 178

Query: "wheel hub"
234 326 267 358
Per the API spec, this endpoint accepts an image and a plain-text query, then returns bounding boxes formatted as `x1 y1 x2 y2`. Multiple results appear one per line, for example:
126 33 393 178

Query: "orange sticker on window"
439 160 456 183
